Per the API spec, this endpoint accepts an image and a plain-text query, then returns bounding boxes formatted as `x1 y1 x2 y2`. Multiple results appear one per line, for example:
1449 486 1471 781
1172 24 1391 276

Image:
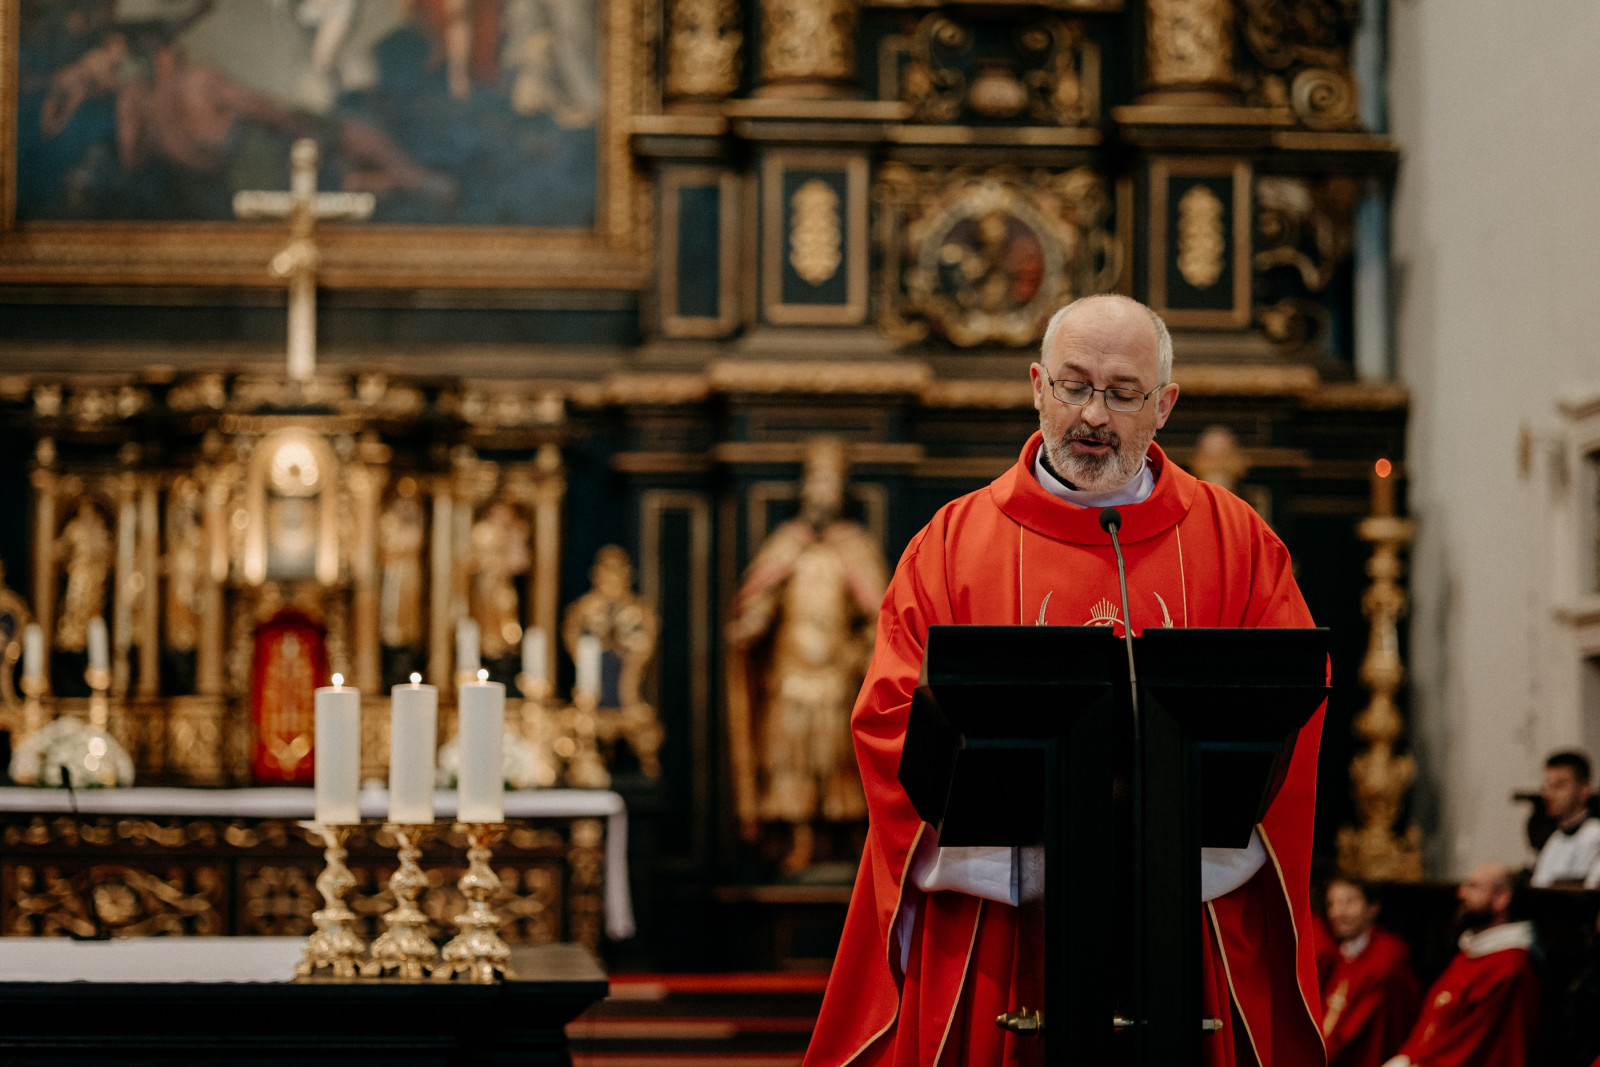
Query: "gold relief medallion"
1176 184 1226 289
789 180 844 286
878 165 1117 348
1145 0 1236 89
667 0 744 99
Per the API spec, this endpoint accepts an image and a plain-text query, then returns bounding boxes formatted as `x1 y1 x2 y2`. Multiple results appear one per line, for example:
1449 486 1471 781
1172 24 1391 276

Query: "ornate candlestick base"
295 822 367 978
433 823 515 983
361 823 438 979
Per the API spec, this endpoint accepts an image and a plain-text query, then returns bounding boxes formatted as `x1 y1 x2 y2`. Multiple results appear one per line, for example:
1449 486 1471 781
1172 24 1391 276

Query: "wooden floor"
568 972 827 1067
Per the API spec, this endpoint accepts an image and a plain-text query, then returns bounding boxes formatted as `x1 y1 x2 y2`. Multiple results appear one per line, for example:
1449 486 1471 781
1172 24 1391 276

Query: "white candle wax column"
22 623 43 681
314 675 361 825
389 674 439 824
87 616 109 674
575 633 602 696
456 618 481 674
457 672 505 824
521 626 547 682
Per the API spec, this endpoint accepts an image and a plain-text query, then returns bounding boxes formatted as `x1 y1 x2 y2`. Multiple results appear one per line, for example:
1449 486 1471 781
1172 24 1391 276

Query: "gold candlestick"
515 673 562 788
563 689 610 788
295 821 367 978
432 823 516 983
362 822 438 979
17 675 49 745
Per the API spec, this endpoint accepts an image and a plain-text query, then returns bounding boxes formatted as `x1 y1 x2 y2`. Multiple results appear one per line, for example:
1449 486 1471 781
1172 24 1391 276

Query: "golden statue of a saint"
469 501 532 659
726 438 888 873
378 487 426 649
54 500 112 652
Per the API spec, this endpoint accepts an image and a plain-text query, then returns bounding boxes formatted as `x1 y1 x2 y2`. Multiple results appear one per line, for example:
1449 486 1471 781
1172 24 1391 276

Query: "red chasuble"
1322 927 1422 1067
804 433 1326 1067
1390 923 1539 1067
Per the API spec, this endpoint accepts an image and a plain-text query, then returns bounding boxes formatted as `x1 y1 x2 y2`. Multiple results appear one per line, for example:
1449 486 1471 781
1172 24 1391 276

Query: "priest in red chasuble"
803 294 1326 1067
1321 878 1422 1067
1383 863 1540 1067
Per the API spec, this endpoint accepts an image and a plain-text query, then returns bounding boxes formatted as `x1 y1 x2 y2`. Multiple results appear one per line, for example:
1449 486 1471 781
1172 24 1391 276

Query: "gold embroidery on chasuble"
1020 525 1189 633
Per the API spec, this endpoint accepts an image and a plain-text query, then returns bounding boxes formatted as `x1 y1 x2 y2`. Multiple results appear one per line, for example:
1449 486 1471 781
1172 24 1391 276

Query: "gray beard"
1043 425 1152 493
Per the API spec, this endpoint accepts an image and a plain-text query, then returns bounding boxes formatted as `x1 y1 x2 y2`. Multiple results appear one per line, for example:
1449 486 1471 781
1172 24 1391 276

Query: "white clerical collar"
1033 448 1155 508
1459 920 1534 958
1339 929 1372 961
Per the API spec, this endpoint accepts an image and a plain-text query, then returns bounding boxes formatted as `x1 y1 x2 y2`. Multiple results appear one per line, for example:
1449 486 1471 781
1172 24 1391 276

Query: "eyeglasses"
1045 376 1160 413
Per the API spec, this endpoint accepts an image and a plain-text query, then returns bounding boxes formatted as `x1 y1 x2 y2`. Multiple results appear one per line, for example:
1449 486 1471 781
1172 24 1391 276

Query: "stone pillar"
1142 0 1238 105
755 0 859 98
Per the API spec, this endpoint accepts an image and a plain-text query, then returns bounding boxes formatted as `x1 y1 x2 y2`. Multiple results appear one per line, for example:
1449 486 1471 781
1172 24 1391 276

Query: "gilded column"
349 438 388 693
531 445 566 678
112 470 137 700
755 0 859 98
136 475 161 699
30 440 58 690
666 0 742 106
1142 0 1238 105
427 478 454 688
196 462 231 696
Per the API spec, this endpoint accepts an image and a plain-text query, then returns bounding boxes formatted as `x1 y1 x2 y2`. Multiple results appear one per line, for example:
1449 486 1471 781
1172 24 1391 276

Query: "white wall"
1390 0 1600 878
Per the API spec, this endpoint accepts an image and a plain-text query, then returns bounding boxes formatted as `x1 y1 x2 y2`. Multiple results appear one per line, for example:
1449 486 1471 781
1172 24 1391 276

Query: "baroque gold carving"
53 499 111 652
758 0 859 91
789 180 844 286
667 0 743 100
1176 184 1226 288
1253 175 1356 350
875 164 1118 347
1144 0 1236 91
900 15 1099 126
1237 0 1361 129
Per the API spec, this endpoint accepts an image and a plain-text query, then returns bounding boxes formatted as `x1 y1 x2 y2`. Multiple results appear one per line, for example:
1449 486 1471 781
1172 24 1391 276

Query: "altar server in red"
1383 863 1540 1067
803 295 1326 1067
1321 878 1421 1067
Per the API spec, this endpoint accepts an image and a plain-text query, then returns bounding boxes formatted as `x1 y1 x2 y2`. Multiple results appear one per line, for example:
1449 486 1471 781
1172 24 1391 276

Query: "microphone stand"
1100 506 1145 1046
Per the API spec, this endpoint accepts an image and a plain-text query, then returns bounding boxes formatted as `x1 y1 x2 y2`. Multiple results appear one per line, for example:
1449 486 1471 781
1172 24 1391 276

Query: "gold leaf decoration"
789 180 843 286
1176 184 1226 289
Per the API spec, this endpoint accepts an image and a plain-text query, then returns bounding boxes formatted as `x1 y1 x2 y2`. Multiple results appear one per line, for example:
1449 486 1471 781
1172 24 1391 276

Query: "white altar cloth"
0 787 635 940
0 936 304 982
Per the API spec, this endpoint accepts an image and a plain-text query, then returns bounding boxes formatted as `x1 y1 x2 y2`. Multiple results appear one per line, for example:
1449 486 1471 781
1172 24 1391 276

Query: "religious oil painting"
0 0 643 286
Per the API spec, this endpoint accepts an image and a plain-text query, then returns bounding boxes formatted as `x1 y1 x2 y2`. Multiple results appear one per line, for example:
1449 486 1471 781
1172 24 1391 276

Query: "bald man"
1383 863 1541 1067
804 295 1326 1067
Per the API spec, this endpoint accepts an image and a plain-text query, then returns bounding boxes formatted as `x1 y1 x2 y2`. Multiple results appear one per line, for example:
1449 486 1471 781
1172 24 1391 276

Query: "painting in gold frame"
0 0 646 289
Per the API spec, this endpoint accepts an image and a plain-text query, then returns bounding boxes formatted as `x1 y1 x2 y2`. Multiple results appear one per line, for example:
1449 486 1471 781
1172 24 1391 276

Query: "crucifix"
233 139 375 382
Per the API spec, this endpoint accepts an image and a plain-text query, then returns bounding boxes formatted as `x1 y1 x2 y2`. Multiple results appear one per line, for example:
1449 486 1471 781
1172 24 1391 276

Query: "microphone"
61 766 110 940
1099 508 1139 711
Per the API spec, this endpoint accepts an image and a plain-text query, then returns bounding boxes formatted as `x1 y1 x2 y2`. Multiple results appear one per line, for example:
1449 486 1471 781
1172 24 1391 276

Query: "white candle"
456 618 480 673
521 626 547 682
314 674 361 824
575 633 603 695
22 623 43 681
87 616 109 673
389 673 438 824
457 670 505 823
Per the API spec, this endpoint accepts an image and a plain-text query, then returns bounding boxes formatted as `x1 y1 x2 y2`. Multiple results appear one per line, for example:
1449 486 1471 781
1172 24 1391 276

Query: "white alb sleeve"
1200 828 1267 902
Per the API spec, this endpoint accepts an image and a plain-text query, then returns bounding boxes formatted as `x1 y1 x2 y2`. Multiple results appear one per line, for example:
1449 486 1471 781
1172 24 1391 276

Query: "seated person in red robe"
1321 877 1421 1067
1383 863 1540 1067
803 295 1326 1067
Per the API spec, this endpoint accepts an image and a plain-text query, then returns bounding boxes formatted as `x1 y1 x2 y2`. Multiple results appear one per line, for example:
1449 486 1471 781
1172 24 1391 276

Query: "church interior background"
0 0 1598 1056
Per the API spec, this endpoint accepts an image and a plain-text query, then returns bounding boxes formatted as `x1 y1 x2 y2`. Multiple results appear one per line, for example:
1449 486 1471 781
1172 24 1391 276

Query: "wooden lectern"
899 624 1328 1065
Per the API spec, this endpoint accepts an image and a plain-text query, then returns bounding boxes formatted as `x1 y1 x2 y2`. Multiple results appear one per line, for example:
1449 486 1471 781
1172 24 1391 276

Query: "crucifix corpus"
233 139 376 382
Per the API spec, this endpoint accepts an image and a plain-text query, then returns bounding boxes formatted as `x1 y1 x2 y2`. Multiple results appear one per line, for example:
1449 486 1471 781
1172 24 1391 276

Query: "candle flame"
1375 458 1392 478
477 668 489 681
410 672 422 684
331 673 344 687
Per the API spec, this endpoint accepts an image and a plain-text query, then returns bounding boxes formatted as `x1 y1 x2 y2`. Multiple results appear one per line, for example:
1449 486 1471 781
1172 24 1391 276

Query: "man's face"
1455 863 1511 931
1325 881 1378 942
1030 300 1179 492
1542 765 1591 823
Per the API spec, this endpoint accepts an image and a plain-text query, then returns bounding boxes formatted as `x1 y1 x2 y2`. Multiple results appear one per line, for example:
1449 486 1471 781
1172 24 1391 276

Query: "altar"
0 788 634 947
0 937 607 1067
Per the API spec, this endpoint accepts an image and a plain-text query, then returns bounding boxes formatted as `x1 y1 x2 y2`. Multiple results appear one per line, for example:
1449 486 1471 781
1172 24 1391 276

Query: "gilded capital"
1144 0 1237 98
757 0 859 95
667 0 743 102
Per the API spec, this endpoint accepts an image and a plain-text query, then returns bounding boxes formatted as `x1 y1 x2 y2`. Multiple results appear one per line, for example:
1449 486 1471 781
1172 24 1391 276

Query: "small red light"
1374 458 1392 478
